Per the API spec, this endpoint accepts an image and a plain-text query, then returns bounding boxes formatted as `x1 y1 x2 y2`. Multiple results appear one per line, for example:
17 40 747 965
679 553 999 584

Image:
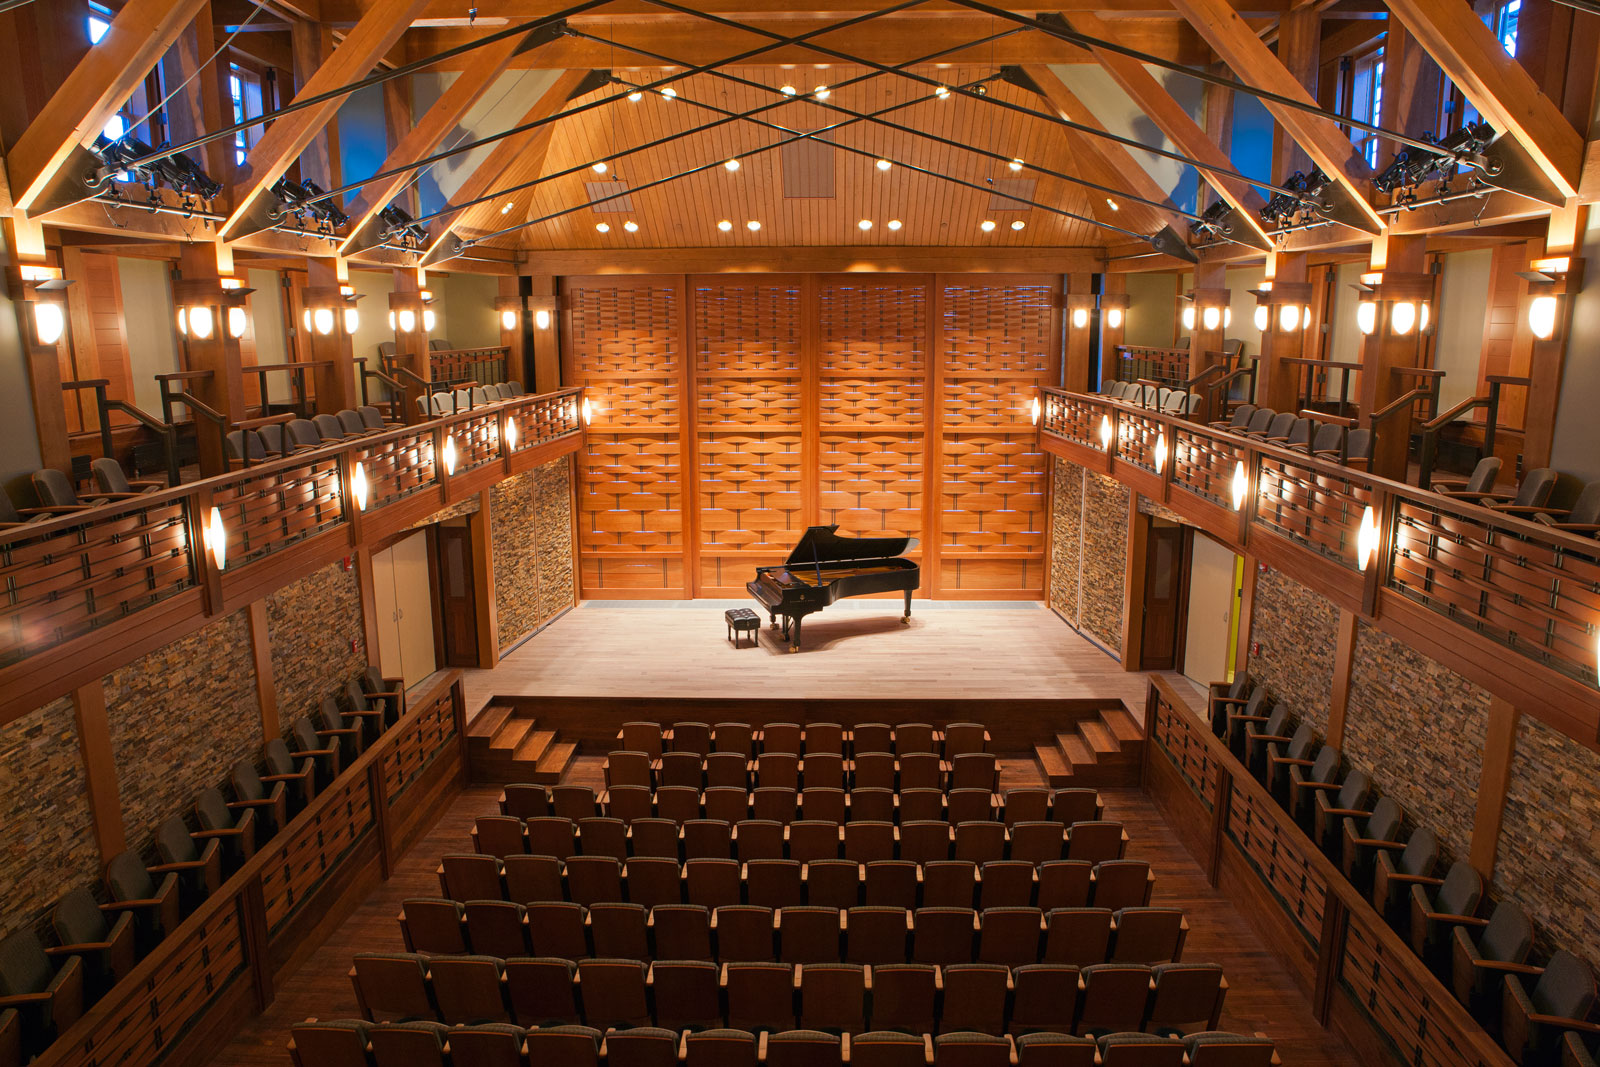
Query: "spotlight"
858 219 872 231
1009 159 1024 172
725 159 741 172
628 91 643 103
660 87 676 99
592 161 608 174
596 222 611 233
780 85 797 95
718 220 733 232
887 219 902 231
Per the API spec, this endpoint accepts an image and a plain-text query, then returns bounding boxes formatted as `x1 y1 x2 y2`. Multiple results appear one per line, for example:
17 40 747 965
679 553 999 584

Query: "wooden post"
527 274 560 393
366 762 393 879
4 248 74 472
1121 494 1150 670
496 275 527 388
1272 7 1320 182
239 875 273 1009
1469 696 1521 879
1358 236 1430 481
471 489 499 668
1325 609 1359 748
71 681 126 862
1187 261 1228 381
391 270 431 422
290 21 342 190
247 599 278 743
1256 253 1311 412
301 259 358 413
1063 276 1096 392
175 244 247 476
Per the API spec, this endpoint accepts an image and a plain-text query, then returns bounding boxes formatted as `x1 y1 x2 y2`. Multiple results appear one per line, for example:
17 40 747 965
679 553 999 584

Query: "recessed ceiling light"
623 220 638 233
592 161 608 174
1009 159 1024 172
596 222 611 233
814 85 830 100
500 201 513 214
746 220 761 231
876 159 891 172
725 158 741 172
935 86 951 100
780 85 797 96
660 86 676 99
887 219 902 231
718 219 733 232
858 219 872 230
1106 198 1119 211
628 91 643 103
980 220 996 232
1010 220 1025 230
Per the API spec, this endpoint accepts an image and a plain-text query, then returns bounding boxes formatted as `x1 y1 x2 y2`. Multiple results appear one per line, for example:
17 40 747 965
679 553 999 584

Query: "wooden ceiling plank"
1163 0 1386 232
8 0 212 214
1382 0 1582 198
219 0 434 242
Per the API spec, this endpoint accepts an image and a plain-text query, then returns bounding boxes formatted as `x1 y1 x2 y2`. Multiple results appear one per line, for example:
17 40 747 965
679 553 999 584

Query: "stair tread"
1101 708 1144 743
468 704 514 740
536 740 578 775
489 718 535 755
1078 721 1119 754
1058 734 1095 766
514 729 557 765
1033 743 1071 780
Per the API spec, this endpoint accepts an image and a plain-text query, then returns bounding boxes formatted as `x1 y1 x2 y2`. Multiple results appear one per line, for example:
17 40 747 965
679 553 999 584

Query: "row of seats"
397 901 1187 968
1210 677 1598 1066
227 405 395 466
346 955 1227 1037
417 381 527 418
1096 382 1204 417
0 668 400 1064
505 784 1104 829
289 1022 1276 1067
1430 458 1600 541
612 722 990 762
437 853 1154 912
603 751 1003 795
3 458 167 526
1206 405 1371 468
471 816 1131 867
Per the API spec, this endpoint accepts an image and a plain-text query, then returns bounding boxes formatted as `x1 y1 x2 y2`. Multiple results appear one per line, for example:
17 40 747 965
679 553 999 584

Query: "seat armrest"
1319 807 1374 818
191 828 245 840
148 859 210 873
1250 733 1294 745
227 798 279 808
261 771 310 783
100 898 168 911
1347 838 1405 849
1384 874 1445 886
1270 756 1315 767
1471 960 1546 975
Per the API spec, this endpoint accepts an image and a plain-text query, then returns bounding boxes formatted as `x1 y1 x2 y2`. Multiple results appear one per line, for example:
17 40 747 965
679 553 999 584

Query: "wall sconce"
1100 292 1129 331
535 308 552 330
1356 504 1378 571
1356 300 1377 335
1230 461 1248 510
1278 304 1301 332
1418 302 1430 333
397 309 417 332
1106 308 1123 329
1031 396 1042 425
1518 257 1579 341
344 308 360 333
581 397 594 426
204 506 227 570
1390 300 1417 335
228 307 248 338
18 262 72 345
501 309 518 330
1182 306 1196 331
1072 308 1088 329
1098 415 1113 450
1253 305 1269 332
1154 432 1168 474
442 435 457 476
351 462 369 511
506 418 519 450
33 301 66 345
1528 296 1558 339
423 309 437 332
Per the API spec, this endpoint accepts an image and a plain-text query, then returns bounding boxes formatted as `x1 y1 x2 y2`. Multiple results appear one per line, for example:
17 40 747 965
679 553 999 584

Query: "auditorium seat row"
1200 402 1372 468
471 817 1129 867
346 955 1227 1037
436 854 1155 912
1209 676 1600 1066
397 902 1188 968
603 751 1002 794
289 1022 1277 1067
502 784 1104 829
613 722 990 762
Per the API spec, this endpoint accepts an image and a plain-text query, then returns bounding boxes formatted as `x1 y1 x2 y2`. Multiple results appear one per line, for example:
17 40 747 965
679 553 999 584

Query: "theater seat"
230 758 289 839
505 957 579 1026
1014 1032 1096 1067
0 929 84 1061
724 961 796 1032
1097 1032 1184 1065
103 850 181 951
868 963 938 1032
1410 861 1485 967
578 957 650 1029
1502 951 1599 1067
1009 963 1080 1033
451 1023 531 1067
152 815 223 908
1372 827 1439 931
398 898 467 955
49 888 135 997
940 964 1009 1034
767 1030 845 1067
1452 900 1535 1025
525 1025 603 1067
799 962 865 1032
287 1019 370 1067
686 1029 759 1067
851 1031 932 1067
933 1032 1013 1067
1340 797 1405 892
1182 1032 1276 1066
430 955 509 1024
350 952 434 1022
650 960 721 1030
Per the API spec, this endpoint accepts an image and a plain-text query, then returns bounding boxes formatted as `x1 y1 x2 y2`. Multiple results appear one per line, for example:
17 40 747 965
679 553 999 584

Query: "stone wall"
1049 458 1082 626
491 457 575 651
104 610 262 855
1342 621 1487 862
1495 714 1600 962
535 458 575 624
1079 471 1129 650
266 560 368 736
0 697 100 942
1245 564 1338 736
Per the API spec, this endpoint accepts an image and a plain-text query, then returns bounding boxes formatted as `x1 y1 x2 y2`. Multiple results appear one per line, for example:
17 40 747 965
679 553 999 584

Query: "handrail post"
164 426 180 487
93 383 114 461
1485 379 1502 460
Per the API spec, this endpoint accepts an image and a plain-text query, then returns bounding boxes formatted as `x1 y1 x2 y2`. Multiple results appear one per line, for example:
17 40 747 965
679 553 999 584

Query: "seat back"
31 468 82 507
1513 467 1558 507
1479 900 1534 964
1010 963 1081 1030
1363 797 1404 841
1283 722 1316 761
1243 409 1275 435
1226 404 1257 429
620 722 664 759
1078 963 1154 1031
1148 961 1223 1027
923 861 979 909
939 964 1010 1034
933 1033 1011 1067
724 961 796 1031
800 962 866 1031
429 955 509 1024
352 952 433 1020
1014 1032 1097 1067
767 1030 844 1067
106 850 156 901
1345 428 1373 464
852 1032 932 1067
442 853 505 902
1037 860 1094 911
607 1028 681 1067
286 418 321 449
1437 860 1485 917
505 956 579 1026
1182 1033 1275 1067
1098 1033 1183 1065
524 1025 602 1067
313 413 345 441
0 930 54 997
1309 422 1344 456
1092 861 1151 911
463 900 525 956
90 457 137 494
155 815 199 865
1044 907 1113 966
979 862 1034 911
1534 950 1597 1018
685 1029 759 1067
869 964 937 1031
1335 769 1371 812
1111 907 1184 963
1462 456 1503 494
51 887 109 947
576 957 650 1028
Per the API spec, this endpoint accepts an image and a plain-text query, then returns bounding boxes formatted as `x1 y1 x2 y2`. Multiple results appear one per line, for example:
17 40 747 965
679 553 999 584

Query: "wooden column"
1187 261 1228 380
471 489 499 668
1233 554 1258 679
1358 236 1429 481
301 259 358 412
391 270 431 422
246 599 278 743
527 274 560 392
1101 276 1129 379
71 680 126 862
1256 252 1312 412
1325 608 1359 748
162 5 234 201
1121 494 1151 671
1063 275 1096 391
381 76 416 216
495 275 528 389
1377 24 1444 175
1200 78 1233 214
290 22 342 190
175 245 247 476
1470 696 1521 878
4 240 73 472
1522 208 1587 468
1272 7 1320 181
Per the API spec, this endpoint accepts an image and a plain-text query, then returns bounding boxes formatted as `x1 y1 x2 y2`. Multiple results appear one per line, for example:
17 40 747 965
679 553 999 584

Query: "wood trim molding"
1326 608 1359 748
1470 695 1522 878
246 599 277 745
1121 495 1151 670
70 681 126 862
470 490 499 669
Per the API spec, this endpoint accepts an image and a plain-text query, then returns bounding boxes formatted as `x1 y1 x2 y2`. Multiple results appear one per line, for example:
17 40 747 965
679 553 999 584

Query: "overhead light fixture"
596 222 611 233
1231 462 1248 511
1106 199 1119 211
501 202 514 214
1529 295 1559 339
1099 415 1113 450
623 220 638 233
718 219 733 232
535 309 552 330
858 219 872 231
746 220 761 231
1391 300 1417 335
442 435 457 476
1357 300 1377 335
1072 308 1088 329
813 85 830 100
980 220 996 232
887 219 902 231
660 86 676 100
1010 220 1025 231
351 463 369 511
935 86 951 99
1357 505 1378 571
592 161 608 175
876 159 891 172
628 91 643 103
1009 159 1024 172
725 158 741 172
32 302 65 345
501 309 518 330
1154 433 1168 475
506 418 518 451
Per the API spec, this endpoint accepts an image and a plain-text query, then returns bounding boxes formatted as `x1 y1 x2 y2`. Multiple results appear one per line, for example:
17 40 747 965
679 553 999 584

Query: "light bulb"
442 435 457 475
876 159 891 172
1099 415 1112 450
229 307 248 338
188 305 214 340
313 307 334 335
1011 220 1025 231
935 86 950 99
592 161 608 174
1357 300 1377 335
423 309 436 332
178 307 189 335
813 85 830 100
623 220 638 233
1154 433 1168 475
535 309 551 330
747 220 761 231
1279 304 1300 332
1529 295 1558 339
506 419 518 451
581 396 593 425
1357 504 1378 571
32 302 64 345
398 309 416 333
1231 461 1247 511
980 220 996 232
1254 305 1269 332
718 220 733 232
858 219 872 231
660 86 675 100
628 91 643 103
344 308 359 333
1391 300 1416 335
596 222 611 233
420 290 433 303
780 85 797 95
207 506 226 570
1202 306 1221 331
1031 396 1041 425
351 462 368 511
502 309 518 330
1182 307 1196 331
1106 198 1119 211
501 201 514 214
725 158 740 172
1072 308 1088 329
887 220 902 231
1107 308 1123 329
1009 159 1024 172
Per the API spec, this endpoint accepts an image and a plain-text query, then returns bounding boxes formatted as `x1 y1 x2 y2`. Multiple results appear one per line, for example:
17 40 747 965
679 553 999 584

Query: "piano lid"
783 524 919 567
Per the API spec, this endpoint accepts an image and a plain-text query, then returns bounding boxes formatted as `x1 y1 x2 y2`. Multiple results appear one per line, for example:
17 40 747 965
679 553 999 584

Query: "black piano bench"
726 607 761 648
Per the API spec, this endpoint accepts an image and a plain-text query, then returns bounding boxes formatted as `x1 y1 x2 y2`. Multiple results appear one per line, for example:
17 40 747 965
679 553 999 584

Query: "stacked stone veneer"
266 561 368 736
1080 470 1129 650
491 457 576 651
1244 565 1337 736
1049 458 1083 626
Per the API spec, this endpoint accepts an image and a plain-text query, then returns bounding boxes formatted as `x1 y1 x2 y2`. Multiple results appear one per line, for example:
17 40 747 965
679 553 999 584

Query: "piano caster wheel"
901 616 910 625
788 645 799 654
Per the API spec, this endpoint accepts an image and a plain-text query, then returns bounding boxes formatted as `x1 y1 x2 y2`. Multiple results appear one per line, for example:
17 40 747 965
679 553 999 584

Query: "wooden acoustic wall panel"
260 773 372 932
937 278 1057 596
818 279 927 552
381 681 458 800
567 278 687 595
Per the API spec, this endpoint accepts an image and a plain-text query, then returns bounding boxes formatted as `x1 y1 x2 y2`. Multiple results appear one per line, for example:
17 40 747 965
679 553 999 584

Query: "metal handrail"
1416 374 1529 489
62 378 184 484
1281 356 1361 417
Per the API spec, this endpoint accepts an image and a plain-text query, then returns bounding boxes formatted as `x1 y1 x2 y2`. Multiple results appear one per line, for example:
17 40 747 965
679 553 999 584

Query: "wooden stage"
463 599 1188 722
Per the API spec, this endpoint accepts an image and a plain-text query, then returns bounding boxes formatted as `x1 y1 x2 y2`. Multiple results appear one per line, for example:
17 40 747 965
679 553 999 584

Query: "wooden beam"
246 599 278 744
516 245 1111 275
1325 607 1358 748
219 0 433 242
290 20 343 190
71 681 126 862
1275 6 1320 180
337 34 531 257
7 0 211 213
1384 0 1582 199
323 0 1295 15
1165 0 1385 233
162 5 236 201
1470 695 1520 878
1052 20 1275 250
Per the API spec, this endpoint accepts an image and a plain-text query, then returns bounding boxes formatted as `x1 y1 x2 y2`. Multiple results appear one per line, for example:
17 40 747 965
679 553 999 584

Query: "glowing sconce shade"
1106 308 1123 329
1356 300 1377 336
1223 307 1232 328
205 506 227 570
351 462 369 511
1230 461 1247 511
505 418 518 451
581 397 593 425
442 435 457 476
313 307 335 336
1391 300 1417 335
228 307 248 338
1182 306 1196 331
188 305 214 340
501 309 518 330
397 309 417 333
179 308 190 334
1098 415 1113 450
1301 306 1312 331
388 311 396 330
1031 396 1042 425
1072 307 1088 329
1253 305 1269 332
1201 305 1221 331
344 308 360 333
1418 302 1430 333
423 309 437 332
535 308 552 330
1279 304 1301 332
1356 504 1378 572
1154 432 1168 475
32 302 65 345
1529 295 1558 340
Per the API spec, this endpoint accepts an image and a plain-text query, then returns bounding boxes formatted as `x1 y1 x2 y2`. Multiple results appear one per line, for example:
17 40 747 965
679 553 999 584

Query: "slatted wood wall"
565 273 1059 600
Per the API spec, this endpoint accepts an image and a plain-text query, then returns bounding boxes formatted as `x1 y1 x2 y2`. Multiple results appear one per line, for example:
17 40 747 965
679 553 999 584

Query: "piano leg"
769 612 778 629
903 590 912 623
789 615 802 653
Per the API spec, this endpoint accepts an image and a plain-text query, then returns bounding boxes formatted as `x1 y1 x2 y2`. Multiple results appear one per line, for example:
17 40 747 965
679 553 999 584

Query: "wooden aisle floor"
209 754 1362 1066
462 600 1188 719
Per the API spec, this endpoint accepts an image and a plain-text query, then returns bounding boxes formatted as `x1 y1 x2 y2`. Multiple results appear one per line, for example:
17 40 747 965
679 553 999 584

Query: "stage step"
467 704 514 745
488 717 535 757
1102 707 1144 743
1043 709 1145 788
1034 742 1072 787
535 741 579 783
514 729 556 766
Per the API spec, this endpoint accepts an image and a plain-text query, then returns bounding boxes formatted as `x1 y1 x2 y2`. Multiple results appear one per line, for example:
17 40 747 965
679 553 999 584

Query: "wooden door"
370 545 403 680
1182 533 1239 685
435 521 479 667
372 531 438 687
1138 521 1189 671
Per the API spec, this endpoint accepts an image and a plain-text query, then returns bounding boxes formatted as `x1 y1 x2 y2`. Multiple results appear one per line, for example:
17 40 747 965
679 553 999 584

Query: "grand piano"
747 525 921 652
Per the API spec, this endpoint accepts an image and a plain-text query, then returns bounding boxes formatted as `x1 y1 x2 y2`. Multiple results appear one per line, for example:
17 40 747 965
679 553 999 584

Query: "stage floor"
462 599 1198 721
